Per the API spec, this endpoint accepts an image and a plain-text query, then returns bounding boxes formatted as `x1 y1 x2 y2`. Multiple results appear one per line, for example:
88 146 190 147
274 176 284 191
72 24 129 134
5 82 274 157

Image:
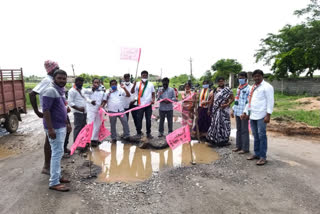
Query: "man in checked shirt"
231 72 250 154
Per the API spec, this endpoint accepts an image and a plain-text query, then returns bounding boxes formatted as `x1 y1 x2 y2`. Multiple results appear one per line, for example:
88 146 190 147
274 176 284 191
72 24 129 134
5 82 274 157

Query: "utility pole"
71 64 75 77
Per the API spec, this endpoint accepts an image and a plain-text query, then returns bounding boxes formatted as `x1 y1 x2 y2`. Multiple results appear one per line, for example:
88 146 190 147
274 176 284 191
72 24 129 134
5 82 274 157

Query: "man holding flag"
131 70 155 139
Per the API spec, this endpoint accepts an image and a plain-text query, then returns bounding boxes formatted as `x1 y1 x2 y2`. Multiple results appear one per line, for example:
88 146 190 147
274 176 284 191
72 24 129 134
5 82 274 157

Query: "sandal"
238 150 249 154
232 148 241 152
60 177 71 183
247 155 259 160
49 184 70 192
256 158 267 165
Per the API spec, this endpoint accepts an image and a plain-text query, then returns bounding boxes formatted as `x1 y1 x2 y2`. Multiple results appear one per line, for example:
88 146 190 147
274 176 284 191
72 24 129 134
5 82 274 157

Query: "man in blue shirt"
231 72 250 154
157 77 177 137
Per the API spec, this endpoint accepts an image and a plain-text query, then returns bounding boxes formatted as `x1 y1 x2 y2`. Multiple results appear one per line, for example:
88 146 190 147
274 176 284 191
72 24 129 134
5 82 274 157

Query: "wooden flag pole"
134 60 140 80
89 144 92 176
134 48 141 80
189 141 196 165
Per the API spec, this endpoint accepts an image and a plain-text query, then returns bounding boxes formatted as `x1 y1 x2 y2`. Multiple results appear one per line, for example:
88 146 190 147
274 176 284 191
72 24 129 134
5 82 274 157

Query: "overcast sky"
0 0 311 78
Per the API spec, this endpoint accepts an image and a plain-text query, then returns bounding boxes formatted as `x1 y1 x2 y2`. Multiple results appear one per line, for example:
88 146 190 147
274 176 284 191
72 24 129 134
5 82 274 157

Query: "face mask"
141 78 148 82
125 81 130 85
111 86 117 91
75 84 82 90
239 79 246 85
203 84 209 89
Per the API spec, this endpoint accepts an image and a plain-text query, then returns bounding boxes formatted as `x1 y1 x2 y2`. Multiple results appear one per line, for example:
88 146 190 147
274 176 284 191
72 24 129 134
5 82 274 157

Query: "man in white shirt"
122 74 139 132
29 60 59 175
241 69 274 165
84 78 106 147
68 77 87 143
131 70 155 139
104 79 131 143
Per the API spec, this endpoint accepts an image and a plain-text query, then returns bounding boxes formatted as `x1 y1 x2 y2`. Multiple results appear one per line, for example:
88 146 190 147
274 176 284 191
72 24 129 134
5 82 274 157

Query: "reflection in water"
90 141 219 183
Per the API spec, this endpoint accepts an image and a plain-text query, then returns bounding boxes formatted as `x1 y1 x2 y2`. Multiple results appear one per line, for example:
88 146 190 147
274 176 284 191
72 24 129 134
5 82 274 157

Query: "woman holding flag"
181 82 196 130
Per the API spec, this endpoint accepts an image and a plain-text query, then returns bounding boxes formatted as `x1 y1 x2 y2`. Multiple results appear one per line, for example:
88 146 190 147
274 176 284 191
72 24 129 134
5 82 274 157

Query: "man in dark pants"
29 60 59 175
131 70 155 139
68 77 87 143
157 78 177 137
231 72 250 154
122 73 139 135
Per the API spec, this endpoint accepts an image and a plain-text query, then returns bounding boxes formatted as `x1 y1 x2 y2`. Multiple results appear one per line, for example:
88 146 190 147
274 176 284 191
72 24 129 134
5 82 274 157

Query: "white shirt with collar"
105 88 127 112
135 81 155 106
244 80 274 120
123 82 136 109
32 75 53 109
84 88 106 113
68 87 87 113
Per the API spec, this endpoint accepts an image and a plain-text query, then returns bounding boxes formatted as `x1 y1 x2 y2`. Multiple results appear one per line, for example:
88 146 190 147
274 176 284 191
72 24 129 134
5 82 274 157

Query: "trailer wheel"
5 114 19 133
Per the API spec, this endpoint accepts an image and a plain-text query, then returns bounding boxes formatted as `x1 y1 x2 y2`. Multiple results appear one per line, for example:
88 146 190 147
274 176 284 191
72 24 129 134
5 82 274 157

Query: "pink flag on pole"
166 125 191 150
70 122 94 155
98 124 111 142
120 47 141 62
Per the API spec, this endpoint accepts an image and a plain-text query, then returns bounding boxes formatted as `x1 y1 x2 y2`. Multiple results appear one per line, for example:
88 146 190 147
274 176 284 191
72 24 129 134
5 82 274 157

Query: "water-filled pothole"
90 140 219 183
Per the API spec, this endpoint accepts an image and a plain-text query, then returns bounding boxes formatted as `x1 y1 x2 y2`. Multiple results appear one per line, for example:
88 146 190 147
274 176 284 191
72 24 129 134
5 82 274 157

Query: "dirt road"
0 112 319 214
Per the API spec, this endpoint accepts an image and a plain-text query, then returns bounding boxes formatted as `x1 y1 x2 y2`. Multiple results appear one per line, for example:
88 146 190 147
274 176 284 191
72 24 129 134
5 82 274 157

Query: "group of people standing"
30 60 274 192
180 70 274 166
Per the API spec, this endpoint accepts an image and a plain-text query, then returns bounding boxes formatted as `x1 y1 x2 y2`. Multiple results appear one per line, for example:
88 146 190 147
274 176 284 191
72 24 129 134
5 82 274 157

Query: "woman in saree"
181 82 196 130
207 77 234 146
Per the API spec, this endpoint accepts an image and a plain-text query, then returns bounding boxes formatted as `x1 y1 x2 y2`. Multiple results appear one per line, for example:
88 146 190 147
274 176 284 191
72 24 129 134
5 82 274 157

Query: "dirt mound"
268 116 320 136
296 97 320 111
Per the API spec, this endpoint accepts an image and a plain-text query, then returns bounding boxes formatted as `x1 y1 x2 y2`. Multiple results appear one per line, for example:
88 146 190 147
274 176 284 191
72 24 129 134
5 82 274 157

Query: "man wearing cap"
29 60 71 174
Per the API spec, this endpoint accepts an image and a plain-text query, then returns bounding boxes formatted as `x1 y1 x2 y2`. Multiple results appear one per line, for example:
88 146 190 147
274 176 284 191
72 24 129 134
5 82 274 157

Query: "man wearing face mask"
157 78 177 137
84 78 106 147
42 69 71 191
68 77 87 143
193 80 212 137
231 72 250 154
123 74 138 131
131 70 155 139
104 80 131 143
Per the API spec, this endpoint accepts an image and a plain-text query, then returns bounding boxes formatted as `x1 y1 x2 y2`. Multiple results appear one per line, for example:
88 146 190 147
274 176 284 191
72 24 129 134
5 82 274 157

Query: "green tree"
211 59 242 81
78 73 92 83
255 0 320 78
200 70 213 82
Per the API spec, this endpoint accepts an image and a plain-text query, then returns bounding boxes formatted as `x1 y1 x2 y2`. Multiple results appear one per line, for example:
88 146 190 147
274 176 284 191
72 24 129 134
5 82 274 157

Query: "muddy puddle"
0 147 16 160
90 141 219 183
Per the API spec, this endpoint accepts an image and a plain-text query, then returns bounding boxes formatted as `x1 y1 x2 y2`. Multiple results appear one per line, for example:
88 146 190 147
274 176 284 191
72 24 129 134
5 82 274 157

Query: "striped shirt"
232 85 250 117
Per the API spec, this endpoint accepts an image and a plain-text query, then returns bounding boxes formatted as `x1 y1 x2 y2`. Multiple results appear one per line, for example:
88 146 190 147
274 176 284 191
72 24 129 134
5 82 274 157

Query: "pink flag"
120 47 141 61
70 122 94 155
98 124 111 142
173 102 182 112
166 125 191 150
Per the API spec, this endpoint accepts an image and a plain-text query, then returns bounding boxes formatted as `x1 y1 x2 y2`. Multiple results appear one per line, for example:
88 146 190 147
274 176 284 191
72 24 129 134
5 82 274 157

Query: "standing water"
90 140 219 183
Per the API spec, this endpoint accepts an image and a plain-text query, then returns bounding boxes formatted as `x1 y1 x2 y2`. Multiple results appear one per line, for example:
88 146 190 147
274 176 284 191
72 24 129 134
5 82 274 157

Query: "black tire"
5 113 19 133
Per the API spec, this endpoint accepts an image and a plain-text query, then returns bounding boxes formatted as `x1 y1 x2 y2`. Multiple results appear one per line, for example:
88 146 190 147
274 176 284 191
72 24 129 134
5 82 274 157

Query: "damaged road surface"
0 112 320 214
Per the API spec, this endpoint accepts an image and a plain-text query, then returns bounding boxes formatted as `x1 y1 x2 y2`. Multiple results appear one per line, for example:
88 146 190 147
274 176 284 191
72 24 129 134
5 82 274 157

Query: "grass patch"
231 89 319 126
272 110 320 127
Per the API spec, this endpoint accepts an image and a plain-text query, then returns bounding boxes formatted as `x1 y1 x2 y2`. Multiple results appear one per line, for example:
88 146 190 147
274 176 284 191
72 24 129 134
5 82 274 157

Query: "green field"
231 89 319 127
